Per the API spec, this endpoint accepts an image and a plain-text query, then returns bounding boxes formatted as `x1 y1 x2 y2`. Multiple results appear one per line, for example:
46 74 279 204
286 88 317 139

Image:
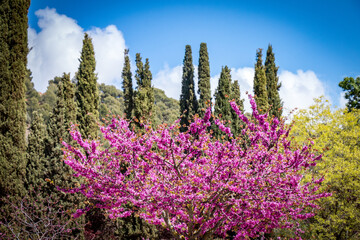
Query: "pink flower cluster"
62 96 328 239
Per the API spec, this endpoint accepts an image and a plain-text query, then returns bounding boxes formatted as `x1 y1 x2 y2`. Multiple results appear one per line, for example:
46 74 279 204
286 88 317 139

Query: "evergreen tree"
0 0 30 198
339 76 360 112
46 82 66 163
26 112 47 193
180 45 198 132
76 33 99 139
135 53 144 87
214 66 232 124
253 48 269 114
230 80 245 136
25 69 41 124
134 54 155 124
265 44 282 118
46 82 85 239
122 49 134 119
62 72 76 143
198 42 211 117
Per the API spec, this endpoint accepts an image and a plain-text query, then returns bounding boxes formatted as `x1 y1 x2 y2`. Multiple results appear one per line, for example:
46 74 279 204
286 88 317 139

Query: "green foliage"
214 66 232 121
99 83 124 120
26 112 48 193
76 33 99 139
253 48 269 114
46 82 66 162
134 54 155 125
62 72 77 143
153 88 180 126
180 45 198 132
0 0 30 199
25 70 41 124
38 78 59 123
214 66 232 136
339 76 360 112
291 97 360 240
122 49 134 119
230 80 245 136
198 42 211 117
45 82 85 239
265 44 282 118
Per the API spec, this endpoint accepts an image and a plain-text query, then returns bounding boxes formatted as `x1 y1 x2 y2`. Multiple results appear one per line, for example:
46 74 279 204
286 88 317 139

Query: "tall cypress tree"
46 82 66 163
45 82 85 239
180 45 198 132
198 42 211 117
26 111 47 193
253 48 269 114
214 66 232 123
62 72 76 143
0 0 30 198
265 44 282 118
122 49 134 119
231 80 245 136
76 33 99 139
134 54 155 124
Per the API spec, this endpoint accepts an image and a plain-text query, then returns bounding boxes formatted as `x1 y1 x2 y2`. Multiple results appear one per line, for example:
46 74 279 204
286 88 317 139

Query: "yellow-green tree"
291 97 360 240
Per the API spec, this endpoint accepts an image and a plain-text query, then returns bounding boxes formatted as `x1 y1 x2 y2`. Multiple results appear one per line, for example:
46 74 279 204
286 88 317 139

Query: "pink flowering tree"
62 96 329 239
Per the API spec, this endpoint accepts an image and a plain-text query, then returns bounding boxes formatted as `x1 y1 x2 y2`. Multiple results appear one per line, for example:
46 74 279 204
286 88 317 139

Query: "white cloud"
153 64 182 100
279 70 326 112
28 8 83 92
87 25 126 87
28 8 126 93
339 92 347 108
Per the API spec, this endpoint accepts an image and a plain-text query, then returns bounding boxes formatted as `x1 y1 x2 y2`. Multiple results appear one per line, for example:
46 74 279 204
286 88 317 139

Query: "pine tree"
253 48 269 114
180 45 198 132
214 66 232 124
230 80 245 136
122 49 134 119
265 44 282 118
76 33 99 139
62 72 76 143
0 0 30 198
26 112 47 193
198 43 211 117
134 54 155 124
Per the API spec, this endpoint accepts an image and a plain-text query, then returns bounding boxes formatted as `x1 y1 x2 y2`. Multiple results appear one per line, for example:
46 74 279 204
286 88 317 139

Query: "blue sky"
27 0 360 111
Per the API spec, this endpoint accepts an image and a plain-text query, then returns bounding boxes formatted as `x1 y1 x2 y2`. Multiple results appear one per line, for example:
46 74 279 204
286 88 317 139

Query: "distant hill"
25 77 180 127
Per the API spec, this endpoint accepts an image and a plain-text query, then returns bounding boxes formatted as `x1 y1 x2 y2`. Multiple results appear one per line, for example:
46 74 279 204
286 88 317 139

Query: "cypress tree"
122 49 134 119
46 82 66 163
25 69 41 123
76 33 99 139
121 54 158 239
62 72 77 143
265 44 282 118
180 45 198 132
0 0 30 198
143 58 155 121
134 54 155 124
198 43 211 117
214 66 232 123
253 48 269 114
230 80 245 136
26 112 47 193
46 82 85 239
